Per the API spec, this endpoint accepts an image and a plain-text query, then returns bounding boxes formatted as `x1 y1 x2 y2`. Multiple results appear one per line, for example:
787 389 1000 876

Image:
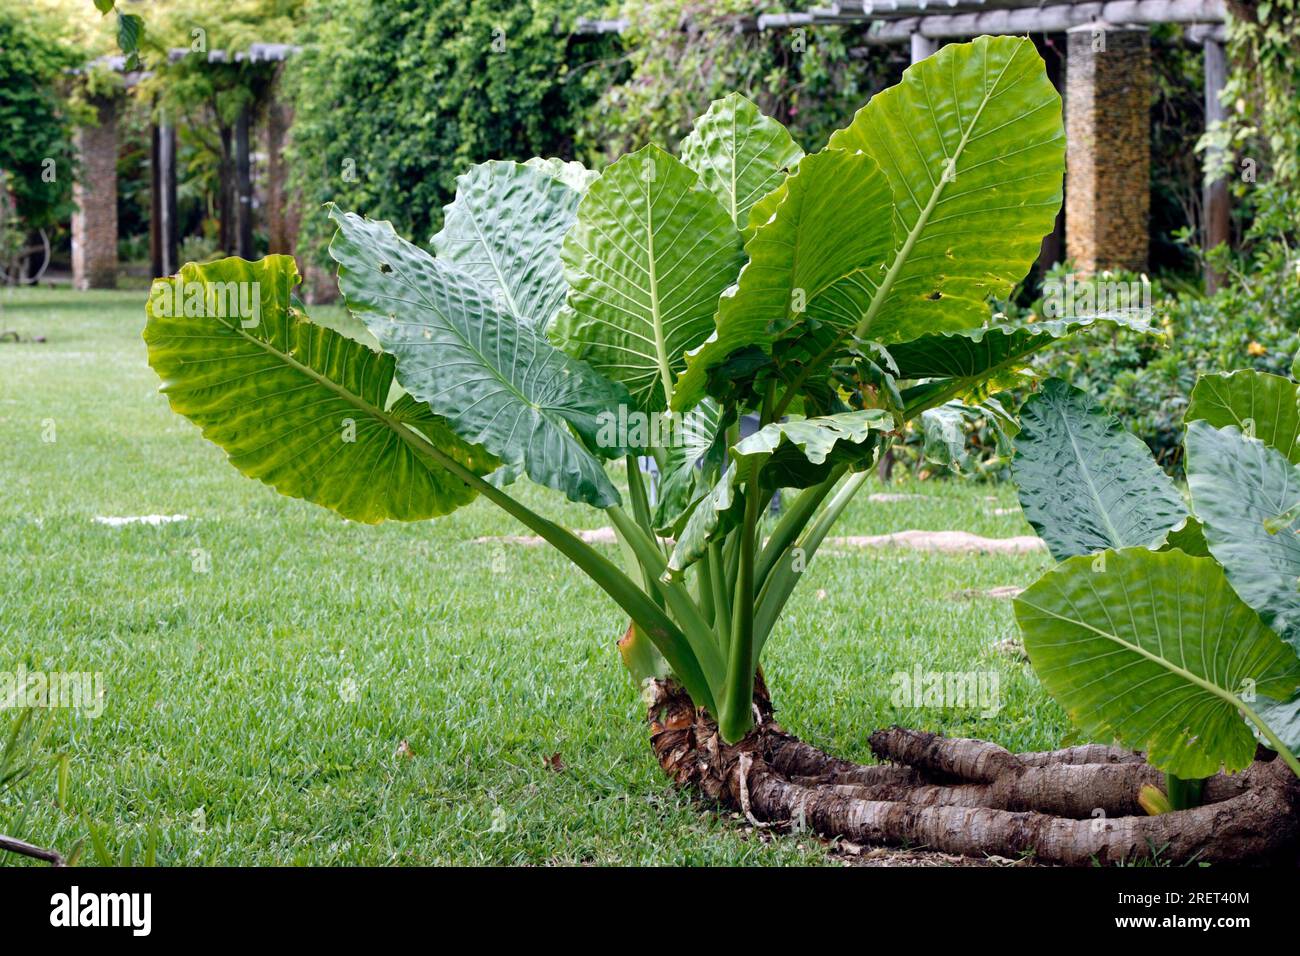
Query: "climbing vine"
579 0 902 159
1212 0 1300 189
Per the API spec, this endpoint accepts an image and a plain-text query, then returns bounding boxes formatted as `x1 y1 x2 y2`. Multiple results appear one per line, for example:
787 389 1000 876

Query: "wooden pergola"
67 4 1232 289
70 44 296 289
579 0 1232 285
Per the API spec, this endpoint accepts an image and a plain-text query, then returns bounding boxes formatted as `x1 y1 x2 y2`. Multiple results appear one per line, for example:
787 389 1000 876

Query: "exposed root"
1018 744 1147 767
0 833 65 866
868 726 1020 783
647 680 1300 866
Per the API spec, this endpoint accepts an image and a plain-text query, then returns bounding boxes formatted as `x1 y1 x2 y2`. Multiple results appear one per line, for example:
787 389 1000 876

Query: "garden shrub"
1027 7 1300 471
285 0 621 267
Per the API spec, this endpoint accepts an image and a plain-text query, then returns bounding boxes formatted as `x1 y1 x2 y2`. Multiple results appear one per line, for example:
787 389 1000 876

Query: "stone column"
71 97 119 290
1064 23 1151 274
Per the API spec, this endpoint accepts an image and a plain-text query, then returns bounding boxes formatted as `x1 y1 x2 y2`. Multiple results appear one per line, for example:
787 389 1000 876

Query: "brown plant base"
647 680 1300 866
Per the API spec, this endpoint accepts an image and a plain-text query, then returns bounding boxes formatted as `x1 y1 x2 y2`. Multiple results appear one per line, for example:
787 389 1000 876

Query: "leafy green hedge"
284 0 621 265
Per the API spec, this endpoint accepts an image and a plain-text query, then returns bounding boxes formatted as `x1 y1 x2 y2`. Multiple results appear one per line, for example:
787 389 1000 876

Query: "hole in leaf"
927 291 943 300
379 262 393 274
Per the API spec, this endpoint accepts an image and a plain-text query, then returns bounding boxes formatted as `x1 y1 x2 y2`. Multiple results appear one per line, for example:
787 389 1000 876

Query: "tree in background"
1201 1 1300 262
1216 0 1300 190
0 8 82 237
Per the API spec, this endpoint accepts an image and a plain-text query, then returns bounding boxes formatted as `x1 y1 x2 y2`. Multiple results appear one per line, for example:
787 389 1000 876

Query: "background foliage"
5 1 1295 473
1037 5 1300 468
581 0 903 161
285 0 621 266
0 7 83 231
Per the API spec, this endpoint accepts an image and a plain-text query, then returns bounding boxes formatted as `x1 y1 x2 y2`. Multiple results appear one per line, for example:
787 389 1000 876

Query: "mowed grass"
0 285 1068 865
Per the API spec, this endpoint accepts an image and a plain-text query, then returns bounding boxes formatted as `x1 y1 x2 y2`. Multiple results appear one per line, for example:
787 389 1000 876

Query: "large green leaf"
892 313 1158 404
672 149 894 411
523 156 600 193
1013 380 1187 561
827 35 1064 344
678 92 804 233
431 161 580 329
652 398 727 535
666 460 743 577
1157 515 1211 557
920 402 972 472
143 256 495 523
1185 419 1300 655
666 409 892 574
731 408 893 489
743 179 787 241
1256 694 1300 755
1014 547 1300 778
552 145 744 413
1185 369 1300 464
328 207 627 509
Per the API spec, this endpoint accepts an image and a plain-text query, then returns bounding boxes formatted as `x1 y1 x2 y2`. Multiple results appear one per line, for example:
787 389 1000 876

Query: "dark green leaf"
1185 369 1300 464
1013 379 1187 560
1185 419 1300 655
328 207 627 508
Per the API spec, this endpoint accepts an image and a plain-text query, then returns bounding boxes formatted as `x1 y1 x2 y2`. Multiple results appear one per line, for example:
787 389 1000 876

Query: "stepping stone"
949 585 1026 600
826 530 1045 554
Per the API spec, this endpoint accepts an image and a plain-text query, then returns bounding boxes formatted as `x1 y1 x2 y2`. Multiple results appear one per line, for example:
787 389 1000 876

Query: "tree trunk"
647 680 1300 866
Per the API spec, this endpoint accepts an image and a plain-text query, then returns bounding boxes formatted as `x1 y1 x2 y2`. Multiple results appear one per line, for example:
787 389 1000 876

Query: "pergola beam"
577 0 1226 36
872 1 1225 40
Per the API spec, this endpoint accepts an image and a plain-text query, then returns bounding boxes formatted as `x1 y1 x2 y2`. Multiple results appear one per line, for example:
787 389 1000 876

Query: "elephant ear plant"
1010 370 1300 855
144 37 1257 864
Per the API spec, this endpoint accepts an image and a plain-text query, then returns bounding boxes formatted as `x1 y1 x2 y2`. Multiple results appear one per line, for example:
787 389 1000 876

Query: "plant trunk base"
646 680 1300 866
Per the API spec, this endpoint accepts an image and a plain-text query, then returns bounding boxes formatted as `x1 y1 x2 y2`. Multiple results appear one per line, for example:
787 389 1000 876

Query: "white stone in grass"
93 514 190 527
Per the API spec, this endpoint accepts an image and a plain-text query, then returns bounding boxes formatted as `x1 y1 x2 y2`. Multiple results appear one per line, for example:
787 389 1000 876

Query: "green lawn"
0 285 1065 865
